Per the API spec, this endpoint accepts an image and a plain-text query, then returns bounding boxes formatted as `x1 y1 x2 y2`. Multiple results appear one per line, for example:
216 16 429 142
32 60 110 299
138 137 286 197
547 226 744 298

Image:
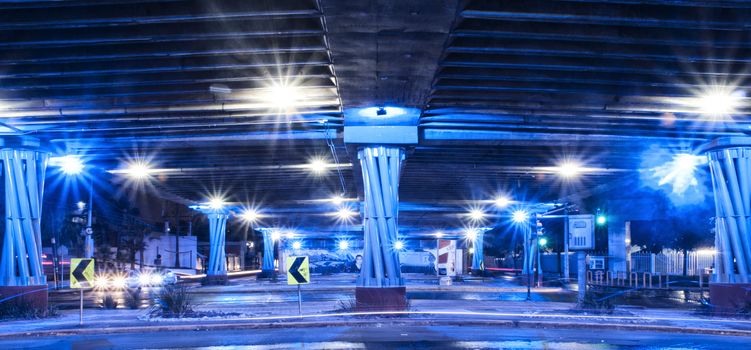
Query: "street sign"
286 256 310 285
70 258 95 288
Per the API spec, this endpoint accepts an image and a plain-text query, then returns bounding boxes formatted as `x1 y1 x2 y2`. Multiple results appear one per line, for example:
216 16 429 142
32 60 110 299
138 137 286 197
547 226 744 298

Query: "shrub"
0 301 52 319
125 288 143 309
577 290 615 313
150 285 193 318
101 294 118 309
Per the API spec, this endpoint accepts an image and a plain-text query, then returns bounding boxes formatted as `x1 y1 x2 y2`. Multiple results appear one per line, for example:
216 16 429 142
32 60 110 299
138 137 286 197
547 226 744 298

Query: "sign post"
286 256 309 315
70 258 95 326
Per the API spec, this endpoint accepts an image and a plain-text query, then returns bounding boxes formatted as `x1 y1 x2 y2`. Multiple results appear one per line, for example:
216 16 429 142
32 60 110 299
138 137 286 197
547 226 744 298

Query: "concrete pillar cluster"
705 141 751 283
357 146 404 287
205 211 229 283
0 138 48 287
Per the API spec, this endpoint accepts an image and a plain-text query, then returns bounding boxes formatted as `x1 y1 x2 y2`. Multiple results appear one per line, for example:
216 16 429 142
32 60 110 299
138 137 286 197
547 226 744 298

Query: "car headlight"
150 274 163 285
93 275 109 289
110 276 126 289
138 273 152 285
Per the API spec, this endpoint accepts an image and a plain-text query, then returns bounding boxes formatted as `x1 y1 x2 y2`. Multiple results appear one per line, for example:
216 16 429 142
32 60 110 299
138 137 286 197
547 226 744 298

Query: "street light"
394 241 405 250
123 160 153 179
338 240 349 251
336 207 357 220
207 196 225 210
307 158 328 175
292 241 302 250
240 209 260 223
512 210 528 223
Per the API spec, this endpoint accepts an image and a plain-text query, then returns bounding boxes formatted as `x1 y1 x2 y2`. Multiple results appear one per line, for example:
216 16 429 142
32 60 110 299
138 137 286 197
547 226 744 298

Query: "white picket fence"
631 250 714 276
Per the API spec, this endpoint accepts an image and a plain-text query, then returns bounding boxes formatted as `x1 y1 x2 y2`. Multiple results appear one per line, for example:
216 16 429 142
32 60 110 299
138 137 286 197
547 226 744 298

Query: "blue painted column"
205 210 229 283
703 138 751 283
471 228 491 272
258 228 277 277
0 137 48 287
357 146 405 287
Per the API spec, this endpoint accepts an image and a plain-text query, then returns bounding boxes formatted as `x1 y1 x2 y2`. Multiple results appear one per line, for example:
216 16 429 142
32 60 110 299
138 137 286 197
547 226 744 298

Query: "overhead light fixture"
693 86 744 118
468 209 485 221
331 195 345 205
556 161 582 179
494 196 511 208
50 155 84 175
434 231 444 238
266 83 301 110
307 158 329 175
123 160 153 179
207 196 225 210
336 208 357 219
240 209 260 223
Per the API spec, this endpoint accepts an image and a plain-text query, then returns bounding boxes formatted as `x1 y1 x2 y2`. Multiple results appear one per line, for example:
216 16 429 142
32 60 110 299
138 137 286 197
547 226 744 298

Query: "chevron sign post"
286 256 309 315
69 258 95 325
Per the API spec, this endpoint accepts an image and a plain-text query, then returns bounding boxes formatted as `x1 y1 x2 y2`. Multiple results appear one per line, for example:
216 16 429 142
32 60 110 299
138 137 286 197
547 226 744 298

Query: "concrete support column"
258 228 276 278
205 211 229 284
355 146 407 311
608 218 630 274
702 137 751 312
0 138 48 287
357 146 404 287
471 228 490 272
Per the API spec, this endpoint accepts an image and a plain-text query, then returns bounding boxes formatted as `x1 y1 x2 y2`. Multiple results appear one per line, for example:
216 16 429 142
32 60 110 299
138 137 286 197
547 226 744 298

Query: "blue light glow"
640 146 709 206
50 155 84 175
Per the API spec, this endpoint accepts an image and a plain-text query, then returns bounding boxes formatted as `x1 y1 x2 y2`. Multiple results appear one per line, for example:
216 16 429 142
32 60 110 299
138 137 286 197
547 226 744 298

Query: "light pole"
84 178 94 259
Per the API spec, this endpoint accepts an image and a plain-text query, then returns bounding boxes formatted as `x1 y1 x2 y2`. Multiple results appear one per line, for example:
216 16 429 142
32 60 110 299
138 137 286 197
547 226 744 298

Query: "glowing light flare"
207 196 226 210
292 241 302 250
307 158 329 175
338 240 349 250
240 209 260 223
123 160 154 180
494 196 511 208
468 209 486 221
596 215 607 225
696 248 716 256
556 161 583 179
266 83 301 110
393 241 405 250
691 87 745 119
336 207 357 220
77 201 86 210
538 238 548 247
50 155 84 175
465 229 478 242
270 230 282 242
331 195 344 205
512 210 528 223
434 231 444 238
651 153 707 195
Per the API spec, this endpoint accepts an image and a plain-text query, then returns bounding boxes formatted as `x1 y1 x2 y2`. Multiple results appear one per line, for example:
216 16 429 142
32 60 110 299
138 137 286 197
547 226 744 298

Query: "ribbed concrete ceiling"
0 0 744 233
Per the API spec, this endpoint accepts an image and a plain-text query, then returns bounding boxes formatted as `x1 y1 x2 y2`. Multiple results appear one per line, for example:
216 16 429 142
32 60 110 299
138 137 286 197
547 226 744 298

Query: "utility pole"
84 178 94 259
174 204 181 268
564 205 570 282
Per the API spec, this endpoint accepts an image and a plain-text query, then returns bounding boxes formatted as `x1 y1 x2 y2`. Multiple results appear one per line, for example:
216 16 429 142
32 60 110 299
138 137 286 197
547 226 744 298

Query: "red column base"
710 283 751 314
355 286 407 312
0 285 48 312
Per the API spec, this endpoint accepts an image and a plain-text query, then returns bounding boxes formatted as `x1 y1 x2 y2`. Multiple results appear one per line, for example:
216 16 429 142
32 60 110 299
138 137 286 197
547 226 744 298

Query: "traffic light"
596 208 607 226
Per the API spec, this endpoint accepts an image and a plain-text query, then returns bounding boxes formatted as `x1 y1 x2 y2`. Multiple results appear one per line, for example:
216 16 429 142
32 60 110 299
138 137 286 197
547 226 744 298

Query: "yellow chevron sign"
70 258 95 289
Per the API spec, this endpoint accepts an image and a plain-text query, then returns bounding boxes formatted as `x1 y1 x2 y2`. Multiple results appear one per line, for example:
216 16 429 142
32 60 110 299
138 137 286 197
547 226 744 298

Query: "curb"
2 316 749 339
